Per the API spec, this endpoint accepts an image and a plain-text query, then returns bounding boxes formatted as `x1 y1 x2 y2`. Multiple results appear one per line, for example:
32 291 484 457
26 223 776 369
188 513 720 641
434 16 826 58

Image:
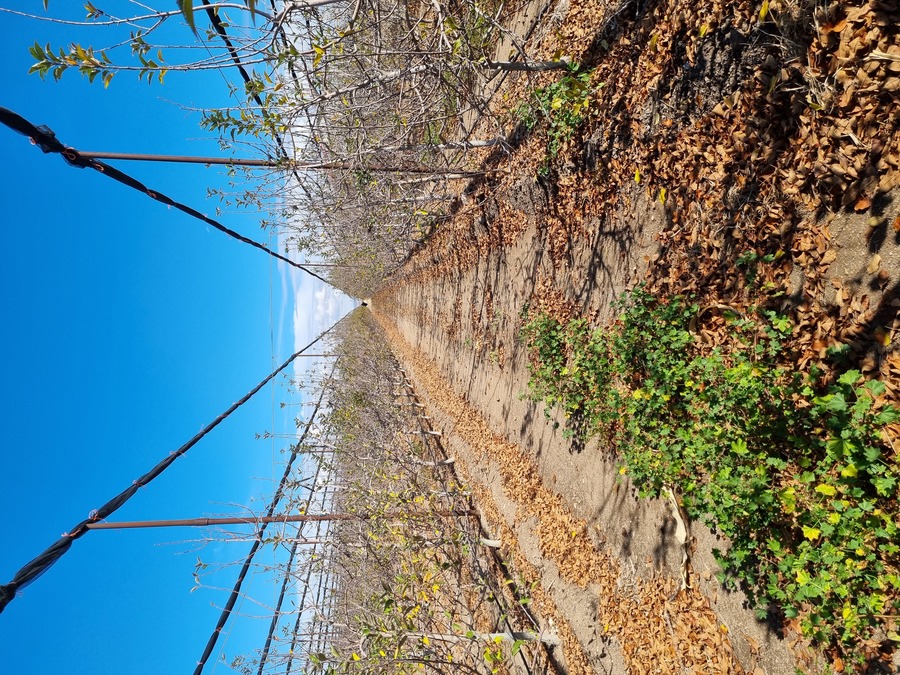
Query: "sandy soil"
372 176 796 673
370 0 900 671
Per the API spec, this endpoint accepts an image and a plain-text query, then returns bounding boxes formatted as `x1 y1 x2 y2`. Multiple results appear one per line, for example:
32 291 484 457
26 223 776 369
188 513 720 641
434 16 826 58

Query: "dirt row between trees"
371 193 790 673
370 0 899 671
371 177 899 675
375 307 753 673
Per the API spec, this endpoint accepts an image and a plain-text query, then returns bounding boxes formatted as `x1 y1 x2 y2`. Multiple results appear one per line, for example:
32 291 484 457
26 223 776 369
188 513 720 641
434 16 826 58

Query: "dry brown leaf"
823 18 847 34
743 633 760 653
867 254 882 274
853 195 872 211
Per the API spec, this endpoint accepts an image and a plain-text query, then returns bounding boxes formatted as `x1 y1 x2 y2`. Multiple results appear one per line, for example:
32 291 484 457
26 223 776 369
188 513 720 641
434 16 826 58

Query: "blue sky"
0 3 354 672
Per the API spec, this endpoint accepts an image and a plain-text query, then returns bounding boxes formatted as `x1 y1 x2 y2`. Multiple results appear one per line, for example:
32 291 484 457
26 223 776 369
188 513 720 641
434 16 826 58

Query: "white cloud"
273 248 354 385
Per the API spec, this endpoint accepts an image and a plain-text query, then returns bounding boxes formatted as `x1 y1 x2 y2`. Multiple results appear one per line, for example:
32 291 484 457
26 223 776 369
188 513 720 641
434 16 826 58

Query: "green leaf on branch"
178 0 197 35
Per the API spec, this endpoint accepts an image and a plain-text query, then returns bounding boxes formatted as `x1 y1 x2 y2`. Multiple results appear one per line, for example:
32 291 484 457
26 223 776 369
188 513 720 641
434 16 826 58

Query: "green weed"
515 65 597 157
520 288 900 662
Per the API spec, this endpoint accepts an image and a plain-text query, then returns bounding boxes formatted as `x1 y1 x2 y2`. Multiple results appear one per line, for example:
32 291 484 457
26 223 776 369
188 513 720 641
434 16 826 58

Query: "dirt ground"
371 0 899 672
372 187 792 674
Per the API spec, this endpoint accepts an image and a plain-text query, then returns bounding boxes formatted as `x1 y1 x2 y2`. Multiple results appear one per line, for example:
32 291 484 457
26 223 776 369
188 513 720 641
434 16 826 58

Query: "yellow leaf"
699 24 710 38
759 0 769 22
815 484 837 496
840 464 858 478
828 512 841 524
803 526 821 540
422 636 430 646
658 187 667 203
352 653 361 661
634 168 641 183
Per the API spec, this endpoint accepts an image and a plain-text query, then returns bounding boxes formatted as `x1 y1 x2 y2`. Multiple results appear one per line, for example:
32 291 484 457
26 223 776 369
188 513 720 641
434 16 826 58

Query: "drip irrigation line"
0 325 334 614
283 516 325 672
397 372 544 675
183 6 488 193
256 371 340 675
257 537 302 672
197 0 307 190
0 106 329 285
194 356 338 675
255 447 329 675
283 451 334 674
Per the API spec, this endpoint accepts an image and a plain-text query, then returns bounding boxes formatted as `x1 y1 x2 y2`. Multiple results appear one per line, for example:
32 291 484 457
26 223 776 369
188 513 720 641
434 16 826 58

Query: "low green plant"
515 65 597 157
520 288 900 662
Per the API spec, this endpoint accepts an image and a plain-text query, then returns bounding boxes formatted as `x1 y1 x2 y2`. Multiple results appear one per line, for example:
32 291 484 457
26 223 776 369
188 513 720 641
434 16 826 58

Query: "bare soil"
372 184 788 674
372 0 900 672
